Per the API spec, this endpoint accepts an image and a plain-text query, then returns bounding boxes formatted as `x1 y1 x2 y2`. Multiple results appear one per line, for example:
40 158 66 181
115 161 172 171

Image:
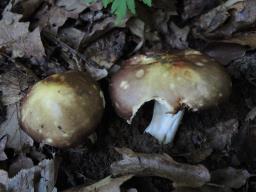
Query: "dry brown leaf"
0 104 33 151
0 64 37 150
0 3 45 62
7 159 58 192
111 148 210 188
63 175 133 192
211 167 250 189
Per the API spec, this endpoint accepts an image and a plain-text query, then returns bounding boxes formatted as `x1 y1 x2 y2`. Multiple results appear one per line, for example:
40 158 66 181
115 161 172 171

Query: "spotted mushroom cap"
110 50 231 123
21 71 105 148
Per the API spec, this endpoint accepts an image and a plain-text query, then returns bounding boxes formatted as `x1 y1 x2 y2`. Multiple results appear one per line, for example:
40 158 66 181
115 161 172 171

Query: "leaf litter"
0 0 256 191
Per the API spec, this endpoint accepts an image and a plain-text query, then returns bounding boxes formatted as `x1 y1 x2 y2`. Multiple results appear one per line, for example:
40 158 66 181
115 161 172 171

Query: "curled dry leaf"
111 148 210 188
211 167 251 189
63 175 133 192
0 3 45 62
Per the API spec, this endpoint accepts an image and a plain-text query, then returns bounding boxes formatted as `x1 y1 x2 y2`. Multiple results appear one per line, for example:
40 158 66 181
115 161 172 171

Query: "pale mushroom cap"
21 71 105 148
110 50 231 122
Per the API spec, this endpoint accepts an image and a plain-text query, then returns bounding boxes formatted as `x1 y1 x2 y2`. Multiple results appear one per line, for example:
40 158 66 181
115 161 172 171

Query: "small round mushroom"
21 71 105 148
109 50 231 144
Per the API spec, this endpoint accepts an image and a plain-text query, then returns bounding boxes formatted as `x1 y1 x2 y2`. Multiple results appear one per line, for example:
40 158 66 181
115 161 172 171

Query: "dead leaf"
203 42 247 65
194 0 256 38
0 3 45 62
0 170 8 191
111 148 210 188
211 167 250 189
0 104 33 151
12 0 44 19
0 136 7 161
0 63 37 150
204 119 239 151
83 30 126 69
63 175 133 192
167 22 190 49
181 0 219 20
7 159 58 192
33 0 91 33
9 155 34 177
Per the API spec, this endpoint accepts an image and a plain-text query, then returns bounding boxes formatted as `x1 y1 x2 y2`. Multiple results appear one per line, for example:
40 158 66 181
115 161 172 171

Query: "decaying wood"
111 148 210 188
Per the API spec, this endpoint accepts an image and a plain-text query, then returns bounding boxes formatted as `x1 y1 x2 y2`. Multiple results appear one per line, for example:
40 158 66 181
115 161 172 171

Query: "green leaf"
126 0 136 15
82 0 97 3
102 0 112 8
111 0 127 24
142 0 152 7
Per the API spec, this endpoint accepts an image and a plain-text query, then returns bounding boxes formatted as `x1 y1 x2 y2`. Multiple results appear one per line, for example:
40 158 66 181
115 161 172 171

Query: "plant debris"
111 148 210 188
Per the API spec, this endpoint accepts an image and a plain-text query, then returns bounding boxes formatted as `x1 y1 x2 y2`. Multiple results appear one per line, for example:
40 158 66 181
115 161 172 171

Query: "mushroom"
21 71 105 148
109 50 231 144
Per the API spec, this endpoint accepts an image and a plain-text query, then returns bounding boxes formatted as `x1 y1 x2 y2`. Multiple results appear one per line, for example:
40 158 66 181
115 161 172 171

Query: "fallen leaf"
7 159 58 192
111 148 210 188
194 0 256 38
63 175 133 192
83 30 126 69
0 3 45 62
9 155 34 177
33 0 91 33
0 104 33 151
0 63 37 150
211 167 250 188
0 170 8 191
203 42 247 65
204 119 239 151
0 136 7 161
167 22 190 49
12 0 44 19
181 0 219 20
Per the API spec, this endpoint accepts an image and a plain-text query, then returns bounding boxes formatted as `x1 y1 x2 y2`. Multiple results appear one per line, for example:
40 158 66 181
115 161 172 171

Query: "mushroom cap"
110 50 231 123
21 71 105 148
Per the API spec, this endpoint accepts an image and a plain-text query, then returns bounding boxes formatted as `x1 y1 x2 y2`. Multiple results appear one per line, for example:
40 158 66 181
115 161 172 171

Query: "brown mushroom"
109 50 231 144
21 71 105 148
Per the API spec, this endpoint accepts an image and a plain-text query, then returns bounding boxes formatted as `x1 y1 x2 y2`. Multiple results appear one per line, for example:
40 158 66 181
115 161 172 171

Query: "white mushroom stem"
144 101 184 144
